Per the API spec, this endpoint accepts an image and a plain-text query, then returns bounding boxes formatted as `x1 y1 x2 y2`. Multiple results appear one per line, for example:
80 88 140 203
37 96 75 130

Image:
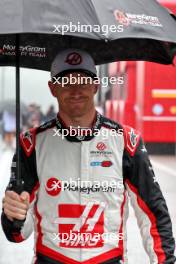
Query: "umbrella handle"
13 219 25 229
10 182 25 229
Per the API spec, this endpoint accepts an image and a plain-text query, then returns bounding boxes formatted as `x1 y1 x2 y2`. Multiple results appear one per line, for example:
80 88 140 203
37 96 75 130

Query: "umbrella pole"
13 34 25 228
16 33 21 186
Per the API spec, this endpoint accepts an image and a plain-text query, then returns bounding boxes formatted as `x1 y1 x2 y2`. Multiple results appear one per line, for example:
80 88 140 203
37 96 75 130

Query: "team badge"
65 52 82 65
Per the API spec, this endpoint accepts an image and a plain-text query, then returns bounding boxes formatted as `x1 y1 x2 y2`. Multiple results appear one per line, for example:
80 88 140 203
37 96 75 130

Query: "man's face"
48 72 98 118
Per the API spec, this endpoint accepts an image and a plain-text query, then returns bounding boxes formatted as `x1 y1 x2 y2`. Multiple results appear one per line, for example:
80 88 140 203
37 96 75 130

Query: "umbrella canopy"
0 0 176 69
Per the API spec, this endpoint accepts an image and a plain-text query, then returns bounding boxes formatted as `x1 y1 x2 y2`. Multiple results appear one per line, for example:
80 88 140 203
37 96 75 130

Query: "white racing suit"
1 112 175 264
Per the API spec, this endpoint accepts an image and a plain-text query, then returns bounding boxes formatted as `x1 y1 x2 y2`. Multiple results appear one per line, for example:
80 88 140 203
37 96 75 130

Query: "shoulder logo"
128 128 138 148
20 128 36 156
123 126 140 156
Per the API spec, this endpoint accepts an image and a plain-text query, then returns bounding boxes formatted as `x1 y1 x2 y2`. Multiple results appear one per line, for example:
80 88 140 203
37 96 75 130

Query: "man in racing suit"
1 49 175 264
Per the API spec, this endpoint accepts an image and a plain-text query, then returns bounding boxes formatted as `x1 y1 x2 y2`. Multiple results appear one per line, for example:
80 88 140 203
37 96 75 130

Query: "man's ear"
94 84 99 94
48 81 57 98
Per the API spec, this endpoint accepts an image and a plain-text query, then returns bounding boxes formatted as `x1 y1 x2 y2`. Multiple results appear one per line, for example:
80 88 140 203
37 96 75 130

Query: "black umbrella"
0 0 176 227
0 0 176 68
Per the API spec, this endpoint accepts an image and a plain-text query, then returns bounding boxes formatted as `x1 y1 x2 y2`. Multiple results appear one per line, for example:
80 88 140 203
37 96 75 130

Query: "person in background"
1 111 16 151
45 105 56 121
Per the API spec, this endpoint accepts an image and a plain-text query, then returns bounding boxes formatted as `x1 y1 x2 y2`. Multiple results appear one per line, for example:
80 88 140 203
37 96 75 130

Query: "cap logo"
65 52 82 65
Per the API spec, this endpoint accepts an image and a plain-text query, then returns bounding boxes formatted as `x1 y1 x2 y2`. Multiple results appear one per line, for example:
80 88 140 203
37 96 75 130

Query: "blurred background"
0 1 175 264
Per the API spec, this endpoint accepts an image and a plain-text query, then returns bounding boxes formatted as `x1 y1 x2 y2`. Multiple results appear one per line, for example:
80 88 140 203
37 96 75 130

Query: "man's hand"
2 191 30 222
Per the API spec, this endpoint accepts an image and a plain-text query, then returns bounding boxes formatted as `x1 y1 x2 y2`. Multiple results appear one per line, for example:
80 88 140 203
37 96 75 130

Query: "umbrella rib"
89 0 107 40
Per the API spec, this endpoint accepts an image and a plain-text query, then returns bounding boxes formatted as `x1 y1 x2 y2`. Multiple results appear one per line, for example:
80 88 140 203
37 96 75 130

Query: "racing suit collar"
55 111 102 142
